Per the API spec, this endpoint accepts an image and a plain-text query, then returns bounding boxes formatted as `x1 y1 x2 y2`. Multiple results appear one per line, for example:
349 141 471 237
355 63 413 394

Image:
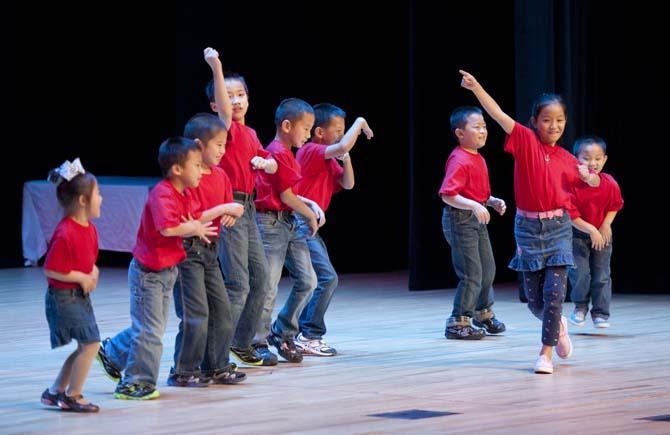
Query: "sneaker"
40 388 60 407
267 333 303 363
295 333 337 356
167 373 209 388
114 382 160 400
534 355 554 374
208 363 247 385
57 394 100 412
556 316 573 359
96 338 121 383
230 346 264 366
473 317 506 334
252 344 279 366
569 310 586 327
593 317 610 328
445 324 486 340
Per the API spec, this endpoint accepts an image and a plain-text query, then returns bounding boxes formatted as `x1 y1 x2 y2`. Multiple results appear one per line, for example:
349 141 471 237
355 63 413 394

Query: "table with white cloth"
22 176 160 265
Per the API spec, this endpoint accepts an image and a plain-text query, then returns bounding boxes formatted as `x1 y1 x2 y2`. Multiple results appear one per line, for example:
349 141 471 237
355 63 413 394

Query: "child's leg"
524 269 546 320
123 259 178 387
442 208 484 320
66 341 99 398
51 349 79 393
539 266 569 347
275 236 317 339
201 242 234 375
298 234 338 340
589 243 613 320
172 247 209 377
253 212 290 345
475 224 496 313
568 231 592 314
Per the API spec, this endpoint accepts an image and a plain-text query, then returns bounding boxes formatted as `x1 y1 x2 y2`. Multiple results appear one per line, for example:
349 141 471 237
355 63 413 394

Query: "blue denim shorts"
45 288 100 349
509 212 574 272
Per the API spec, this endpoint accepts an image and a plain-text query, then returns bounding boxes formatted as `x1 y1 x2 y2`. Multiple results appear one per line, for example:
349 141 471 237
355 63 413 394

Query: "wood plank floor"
0 267 668 434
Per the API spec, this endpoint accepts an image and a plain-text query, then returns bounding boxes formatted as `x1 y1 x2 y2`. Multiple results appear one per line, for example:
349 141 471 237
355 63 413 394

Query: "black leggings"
523 266 568 346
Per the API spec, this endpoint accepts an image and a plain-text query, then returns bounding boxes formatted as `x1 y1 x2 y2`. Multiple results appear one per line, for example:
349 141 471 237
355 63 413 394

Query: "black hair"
529 93 568 124
573 135 607 156
47 167 97 215
205 71 249 103
449 106 484 137
184 113 227 144
313 103 347 132
274 98 314 128
157 137 201 177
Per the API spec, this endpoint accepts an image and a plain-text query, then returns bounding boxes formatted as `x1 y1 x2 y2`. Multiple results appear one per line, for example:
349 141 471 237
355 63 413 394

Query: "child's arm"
199 202 244 223
486 195 507 216
296 195 326 227
251 156 278 174
577 164 601 187
459 70 515 135
572 217 605 250
204 47 233 131
338 153 355 190
324 118 374 159
280 188 319 235
160 218 218 244
441 194 491 224
599 211 618 245
44 269 97 293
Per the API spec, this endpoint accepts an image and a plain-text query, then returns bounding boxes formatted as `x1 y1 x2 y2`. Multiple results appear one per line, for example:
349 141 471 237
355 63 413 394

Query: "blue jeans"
173 238 233 377
105 258 178 387
218 200 269 348
441 206 495 318
568 229 613 319
255 211 317 342
299 232 338 339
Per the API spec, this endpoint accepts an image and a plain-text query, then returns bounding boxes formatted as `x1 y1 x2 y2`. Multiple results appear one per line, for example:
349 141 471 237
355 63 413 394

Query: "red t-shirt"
569 172 624 228
132 179 200 270
504 122 583 212
44 217 99 289
438 146 491 204
294 143 344 212
188 165 234 234
218 120 270 194
255 140 302 212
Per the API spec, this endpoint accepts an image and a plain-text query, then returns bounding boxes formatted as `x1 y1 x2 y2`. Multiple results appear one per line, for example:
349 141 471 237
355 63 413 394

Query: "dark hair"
529 93 568 123
205 71 249 103
313 103 347 132
157 137 201 177
449 106 483 137
48 169 98 215
274 98 314 128
184 113 227 144
573 135 607 156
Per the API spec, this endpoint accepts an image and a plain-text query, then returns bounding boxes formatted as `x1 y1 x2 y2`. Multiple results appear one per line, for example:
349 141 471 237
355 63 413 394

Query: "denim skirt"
508 212 574 272
45 288 100 348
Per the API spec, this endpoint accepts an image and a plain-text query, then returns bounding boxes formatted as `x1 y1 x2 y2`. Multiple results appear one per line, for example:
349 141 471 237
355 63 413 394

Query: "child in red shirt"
205 48 278 366
42 159 102 413
254 98 320 363
568 136 623 329
439 107 507 341
460 70 599 374
293 103 373 356
98 138 217 400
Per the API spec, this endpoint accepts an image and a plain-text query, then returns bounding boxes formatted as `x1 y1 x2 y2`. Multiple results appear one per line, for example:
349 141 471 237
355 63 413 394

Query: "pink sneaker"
556 316 573 359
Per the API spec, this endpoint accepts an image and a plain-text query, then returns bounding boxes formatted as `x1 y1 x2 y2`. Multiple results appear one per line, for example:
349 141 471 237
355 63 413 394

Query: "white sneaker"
593 317 610 328
556 316 573 359
294 333 337 357
569 309 586 327
534 355 554 374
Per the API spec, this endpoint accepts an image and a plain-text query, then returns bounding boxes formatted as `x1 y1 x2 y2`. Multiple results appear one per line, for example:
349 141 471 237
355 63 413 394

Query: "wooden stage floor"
1 267 668 434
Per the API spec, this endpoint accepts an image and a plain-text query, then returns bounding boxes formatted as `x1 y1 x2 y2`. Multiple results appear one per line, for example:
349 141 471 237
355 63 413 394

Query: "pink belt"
516 208 564 219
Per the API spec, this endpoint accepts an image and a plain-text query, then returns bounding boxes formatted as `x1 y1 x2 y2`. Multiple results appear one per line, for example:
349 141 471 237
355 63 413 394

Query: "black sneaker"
57 394 100 413
96 338 121 383
114 382 160 400
473 317 506 334
445 324 486 340
267 333 303 363
41 388 60 407
251 344 279 366
167 372 209 388
230 346 264 366
209 363 247 385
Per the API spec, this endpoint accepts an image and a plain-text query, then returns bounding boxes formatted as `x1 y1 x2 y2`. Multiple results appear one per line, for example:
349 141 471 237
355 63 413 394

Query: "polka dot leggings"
523 266 568 346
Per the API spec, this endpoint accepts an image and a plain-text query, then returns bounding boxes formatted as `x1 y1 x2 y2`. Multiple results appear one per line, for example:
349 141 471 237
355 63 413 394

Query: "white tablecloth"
22 177 160 265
